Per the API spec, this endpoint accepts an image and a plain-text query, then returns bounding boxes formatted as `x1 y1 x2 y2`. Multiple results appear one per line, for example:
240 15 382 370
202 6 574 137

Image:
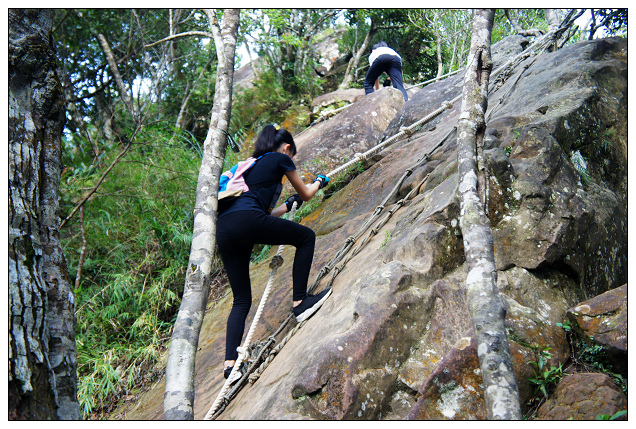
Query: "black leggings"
216 210 316 361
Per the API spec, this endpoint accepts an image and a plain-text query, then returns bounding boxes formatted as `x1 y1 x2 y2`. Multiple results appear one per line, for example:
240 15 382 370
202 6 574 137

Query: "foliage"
405 9 471 79
60 123 201 418
54 9 217 146
573 338 627 396
340 9 438 84
241 9 337 97
586 9 628 39
597 410 627 420
528 348 564 399
492 9 551 43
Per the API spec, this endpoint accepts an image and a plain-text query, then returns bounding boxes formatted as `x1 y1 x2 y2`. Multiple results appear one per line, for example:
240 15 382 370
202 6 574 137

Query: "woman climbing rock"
216 124 332 383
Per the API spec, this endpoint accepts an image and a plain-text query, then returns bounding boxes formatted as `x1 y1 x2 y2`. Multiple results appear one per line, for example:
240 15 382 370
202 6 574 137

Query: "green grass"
61 124 206 418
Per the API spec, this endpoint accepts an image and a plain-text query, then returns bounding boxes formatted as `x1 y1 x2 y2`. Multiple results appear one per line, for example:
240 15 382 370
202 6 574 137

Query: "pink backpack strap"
224 157 257 193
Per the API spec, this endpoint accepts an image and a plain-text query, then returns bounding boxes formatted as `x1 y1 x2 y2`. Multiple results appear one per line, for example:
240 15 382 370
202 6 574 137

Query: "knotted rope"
204 203 298 420
327 99 455 179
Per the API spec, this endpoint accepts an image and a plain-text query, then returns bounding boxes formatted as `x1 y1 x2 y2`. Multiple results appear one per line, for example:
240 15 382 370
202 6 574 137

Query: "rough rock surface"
567 284 627 375
294 87 405 181
311 88 365 109
536 373 627 420
119 37 627 421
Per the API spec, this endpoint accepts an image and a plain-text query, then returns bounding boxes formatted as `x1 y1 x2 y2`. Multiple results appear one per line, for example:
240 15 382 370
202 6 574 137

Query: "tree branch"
59 127 140 230
97 33 136 121
504 9 545 37
144 30 214 48
74 205 87 291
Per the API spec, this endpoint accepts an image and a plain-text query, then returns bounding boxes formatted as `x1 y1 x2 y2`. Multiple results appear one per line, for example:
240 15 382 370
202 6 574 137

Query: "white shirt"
369 47 401 66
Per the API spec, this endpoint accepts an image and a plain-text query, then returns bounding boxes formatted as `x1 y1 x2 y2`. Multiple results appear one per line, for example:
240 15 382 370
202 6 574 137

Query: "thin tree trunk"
339 20 375 90
9 8 80 420
175 57 213 130
74 206 88 291
434 36 443 80
544 9 561 33
163 8 240 421
456 9 521 420
97 33 136 122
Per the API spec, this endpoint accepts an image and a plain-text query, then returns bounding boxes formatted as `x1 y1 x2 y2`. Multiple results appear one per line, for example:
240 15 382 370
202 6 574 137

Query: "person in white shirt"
364 41 408 101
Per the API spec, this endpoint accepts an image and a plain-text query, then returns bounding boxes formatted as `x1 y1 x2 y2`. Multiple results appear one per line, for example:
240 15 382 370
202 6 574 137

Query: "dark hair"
372 41 388 50
251 124 297 158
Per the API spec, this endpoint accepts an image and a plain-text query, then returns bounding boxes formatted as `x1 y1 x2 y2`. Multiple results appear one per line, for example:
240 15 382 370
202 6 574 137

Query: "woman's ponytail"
252 124 296 158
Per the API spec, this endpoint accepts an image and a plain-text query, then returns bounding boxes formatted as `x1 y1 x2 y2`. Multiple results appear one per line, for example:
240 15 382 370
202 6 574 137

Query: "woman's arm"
285 169 321 201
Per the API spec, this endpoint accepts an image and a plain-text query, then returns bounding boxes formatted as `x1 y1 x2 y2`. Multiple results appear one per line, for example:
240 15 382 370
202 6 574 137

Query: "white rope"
405 67 464 89
204 203 298 420
326 98 456 179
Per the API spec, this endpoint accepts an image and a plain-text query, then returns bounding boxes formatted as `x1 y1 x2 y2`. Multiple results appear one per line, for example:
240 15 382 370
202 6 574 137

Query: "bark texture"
163 8 240 420
97 33 136 120
339 21 375 90
9 9 80 420
456 9 521 420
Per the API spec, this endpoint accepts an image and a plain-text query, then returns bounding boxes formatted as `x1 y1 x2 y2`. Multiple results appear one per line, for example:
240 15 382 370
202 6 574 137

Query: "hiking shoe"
293 288 332 323
223 362 245 385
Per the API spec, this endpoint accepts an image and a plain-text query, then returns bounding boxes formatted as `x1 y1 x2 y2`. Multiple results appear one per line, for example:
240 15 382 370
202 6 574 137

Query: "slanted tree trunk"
456 9 521 420
339 20 376 90
163 8 240 420
504 10 545 37
97 33 136 122
9 9 80 420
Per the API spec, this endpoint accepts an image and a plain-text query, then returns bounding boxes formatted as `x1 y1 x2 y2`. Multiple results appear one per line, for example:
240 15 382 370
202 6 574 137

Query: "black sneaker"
223 362 245 385
293 288 332 323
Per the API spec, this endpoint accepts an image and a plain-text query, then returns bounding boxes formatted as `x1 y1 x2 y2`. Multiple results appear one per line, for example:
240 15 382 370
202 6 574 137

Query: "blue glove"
314 174 329 189
285 194 303 212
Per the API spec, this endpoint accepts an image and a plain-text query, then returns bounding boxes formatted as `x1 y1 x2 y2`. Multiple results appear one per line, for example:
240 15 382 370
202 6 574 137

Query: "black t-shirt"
219 152 296 217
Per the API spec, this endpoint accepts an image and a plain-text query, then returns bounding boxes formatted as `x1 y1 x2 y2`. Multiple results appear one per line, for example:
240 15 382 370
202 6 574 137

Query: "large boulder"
536 373 627 420
119 36 627 421
567 284 627 375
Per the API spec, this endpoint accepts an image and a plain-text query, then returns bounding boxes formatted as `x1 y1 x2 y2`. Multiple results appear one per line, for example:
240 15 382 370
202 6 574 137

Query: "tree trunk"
97 33 136 122
544 9 561 33
434 36 443 80
456 9 521 420
9 9 80 420
339 20 375 90
163 8 240 420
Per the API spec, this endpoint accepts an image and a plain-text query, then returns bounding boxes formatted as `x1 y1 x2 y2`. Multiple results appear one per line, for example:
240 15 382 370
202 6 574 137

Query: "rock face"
567 284 627 375
294 87 405 181
120 36 627 421
536 373 627 420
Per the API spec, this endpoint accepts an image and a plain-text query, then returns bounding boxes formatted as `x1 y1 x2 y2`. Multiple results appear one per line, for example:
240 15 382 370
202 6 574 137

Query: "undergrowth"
523 320 627 420
61 124 206 418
